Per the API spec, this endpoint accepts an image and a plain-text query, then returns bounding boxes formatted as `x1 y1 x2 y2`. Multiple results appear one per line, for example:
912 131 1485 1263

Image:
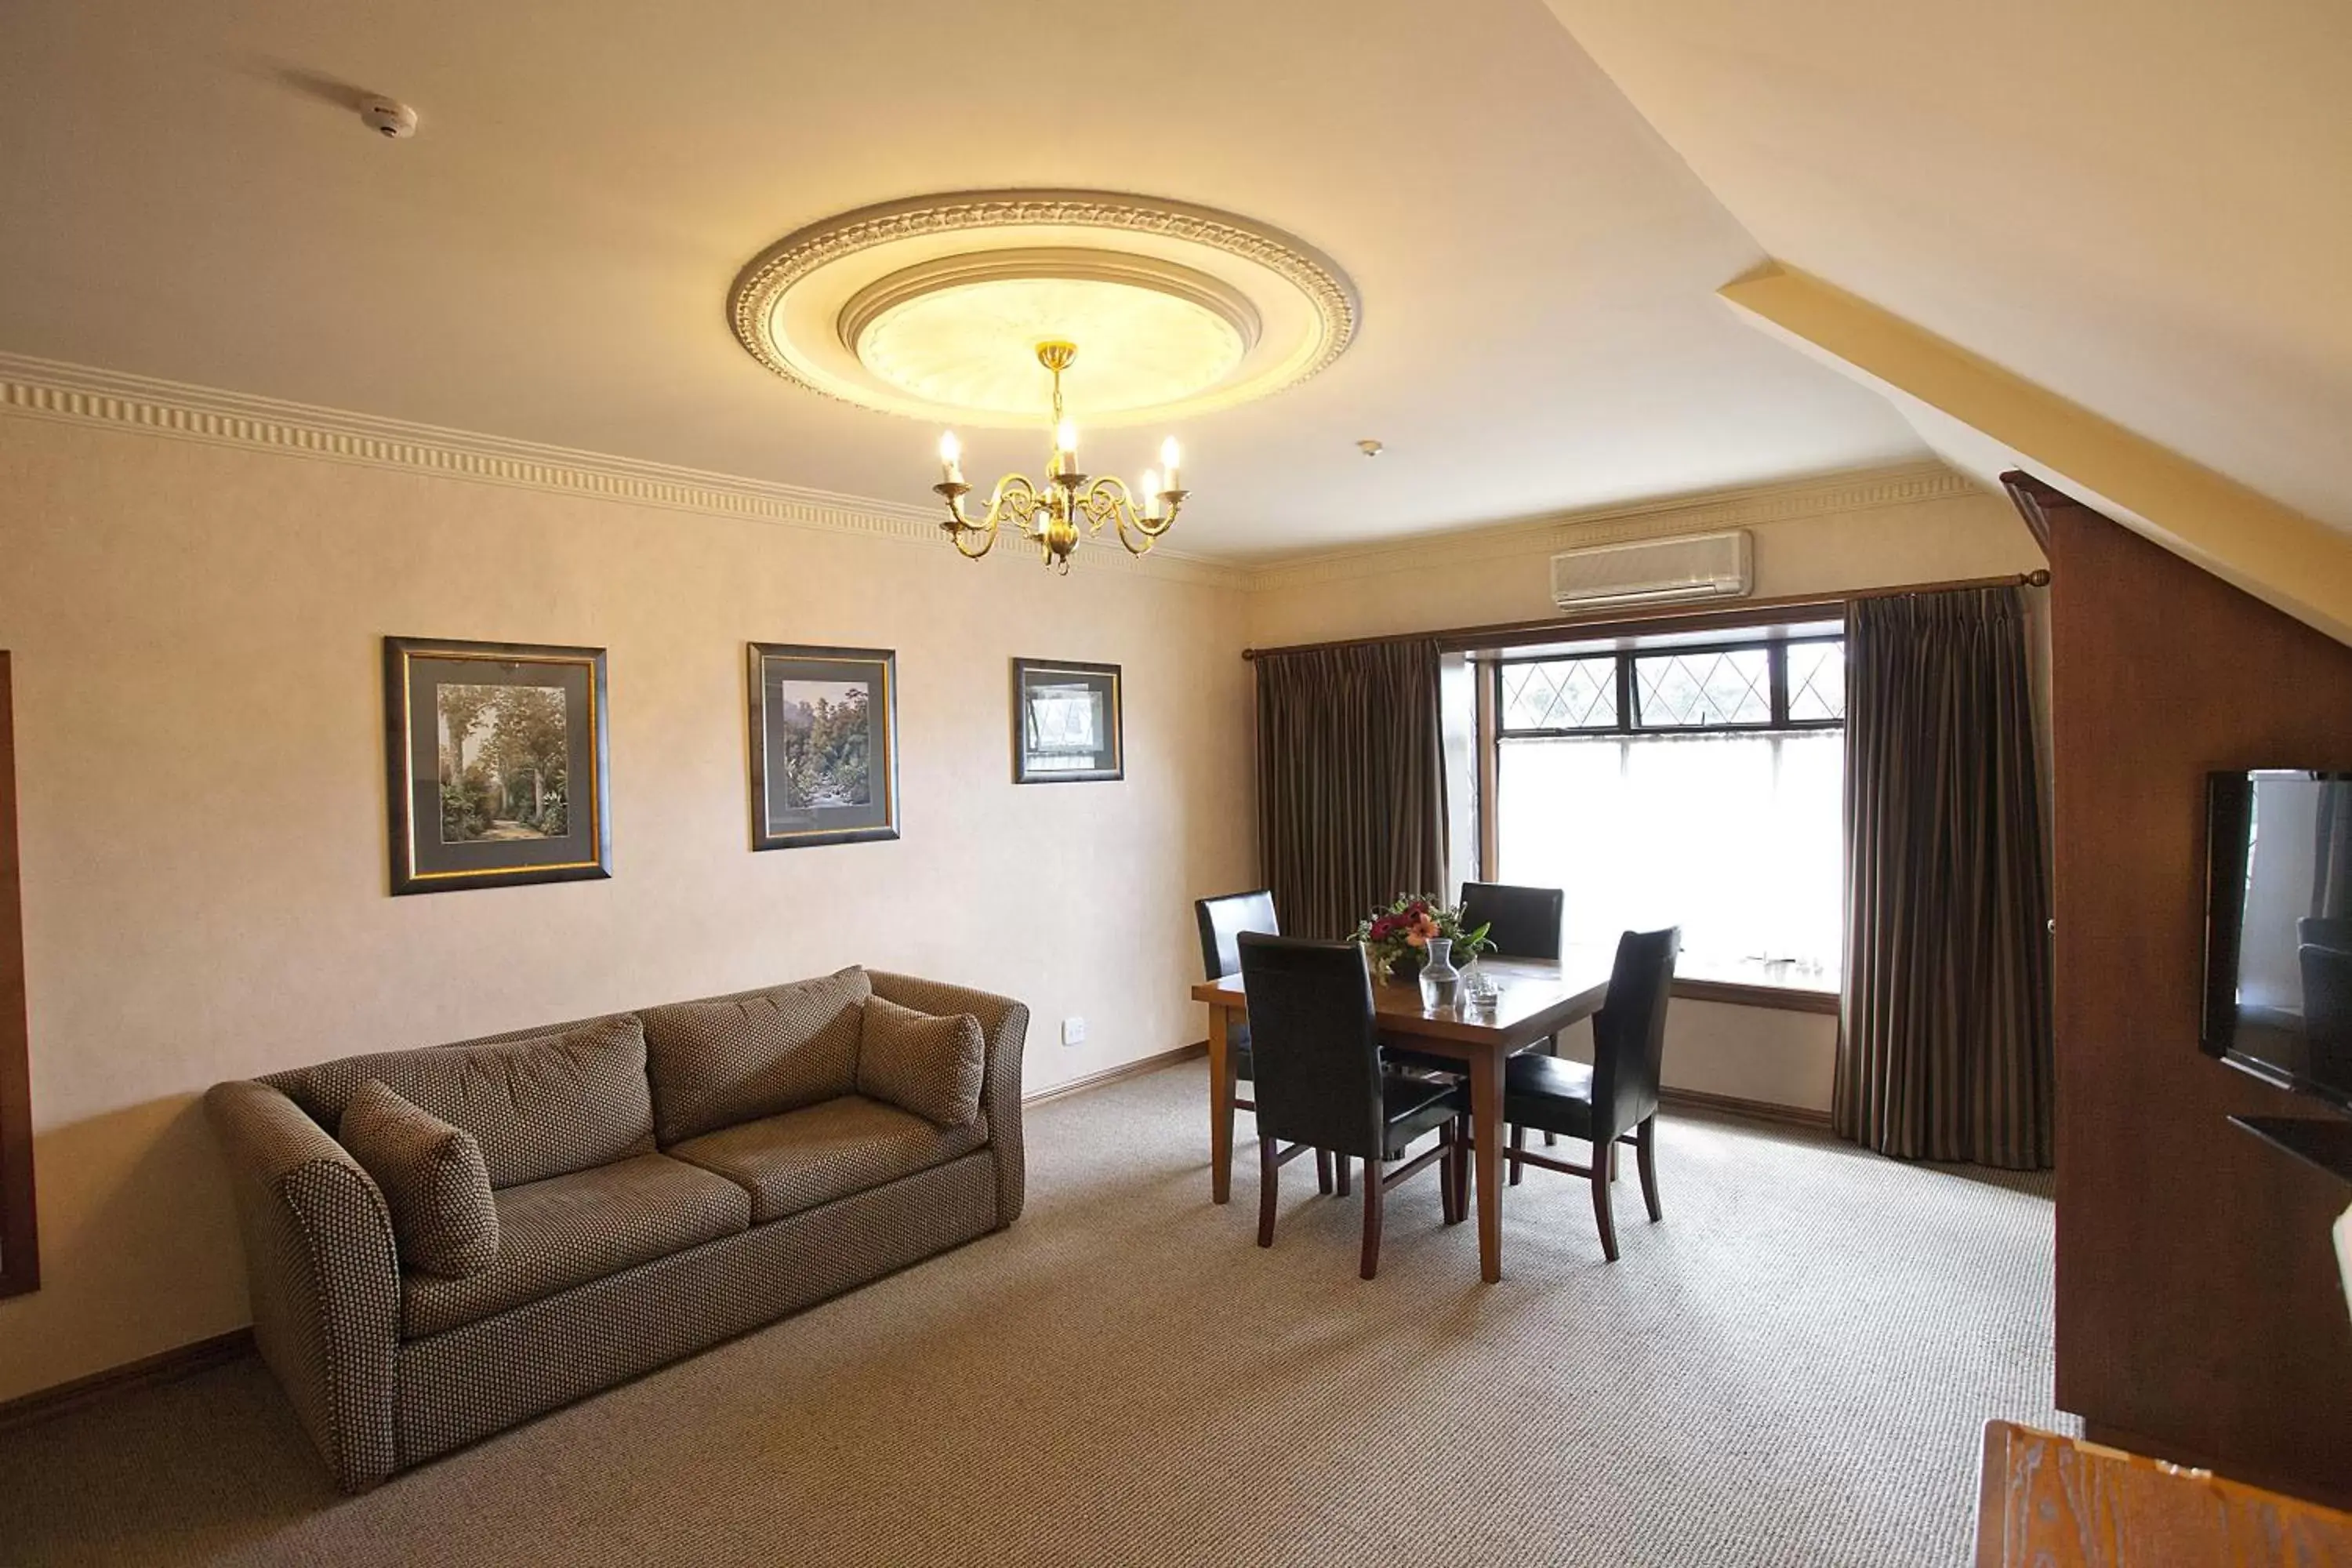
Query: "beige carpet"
0 1064 2061 1566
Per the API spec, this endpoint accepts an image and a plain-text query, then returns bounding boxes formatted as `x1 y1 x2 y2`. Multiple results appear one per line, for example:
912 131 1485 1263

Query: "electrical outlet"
1061 1016 1087 1047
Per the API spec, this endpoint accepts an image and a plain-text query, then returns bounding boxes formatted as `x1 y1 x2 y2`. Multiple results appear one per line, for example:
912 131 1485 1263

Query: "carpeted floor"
0 1063 2061 1566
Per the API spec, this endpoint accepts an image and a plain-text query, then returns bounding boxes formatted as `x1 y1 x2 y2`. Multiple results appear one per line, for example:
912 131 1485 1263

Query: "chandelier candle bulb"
1140 469 1162 521
1160 437 1181 489
938 430 963 485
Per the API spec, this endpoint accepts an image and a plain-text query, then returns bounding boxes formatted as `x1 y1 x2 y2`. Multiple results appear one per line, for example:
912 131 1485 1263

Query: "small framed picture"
383 637 612 895
748 643 900 850
1012 658 1123 784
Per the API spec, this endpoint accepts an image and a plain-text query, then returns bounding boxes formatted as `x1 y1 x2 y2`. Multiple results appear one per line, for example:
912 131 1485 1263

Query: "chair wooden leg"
1438 1123 1460 1225
1335 1155 1351 1196
1590 1154 1620 1262
1454 1117 1471 1218
1360 1160 1386 1279
1316 1148 1333 1196
1610 1142 1621 1182
1257 1138 1279 1249
1636 1116 1662 1222
1508 1123 1526 1186
1543 1033 1559 1145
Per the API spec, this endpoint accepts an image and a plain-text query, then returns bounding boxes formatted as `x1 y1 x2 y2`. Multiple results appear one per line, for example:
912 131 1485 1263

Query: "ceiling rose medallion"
728 190 1359 570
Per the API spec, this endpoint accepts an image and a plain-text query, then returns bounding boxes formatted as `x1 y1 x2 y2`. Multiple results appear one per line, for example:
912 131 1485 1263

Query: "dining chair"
1196 891 1336 1196
1461 880 1569 1146
1459 881 1564 961
1236 932 1469 1279
1501 926 1679 1261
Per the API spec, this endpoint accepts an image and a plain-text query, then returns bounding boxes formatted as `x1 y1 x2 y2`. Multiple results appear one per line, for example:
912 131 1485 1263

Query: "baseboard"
0 1327 254 1434
1024 1041 1207 1108
1659 1086 1834 1132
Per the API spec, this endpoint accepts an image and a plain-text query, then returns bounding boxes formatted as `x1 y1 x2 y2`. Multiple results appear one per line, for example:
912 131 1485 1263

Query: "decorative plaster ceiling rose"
728 190 1359 429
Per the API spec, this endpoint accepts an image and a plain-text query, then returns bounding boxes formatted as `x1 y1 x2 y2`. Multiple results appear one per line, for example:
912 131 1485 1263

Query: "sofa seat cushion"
401 1152 750 1339
668 1094 989 1225
266 1015 656 1189
640 968 870 1146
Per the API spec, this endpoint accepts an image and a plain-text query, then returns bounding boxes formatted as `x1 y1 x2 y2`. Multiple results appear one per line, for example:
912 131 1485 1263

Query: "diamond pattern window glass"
1785 641 1846 723
1500 657 1617 731
1633 648 1771 728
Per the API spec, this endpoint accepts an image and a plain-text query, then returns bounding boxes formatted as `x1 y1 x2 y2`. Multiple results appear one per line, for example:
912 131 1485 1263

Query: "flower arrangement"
1353 894 1492 982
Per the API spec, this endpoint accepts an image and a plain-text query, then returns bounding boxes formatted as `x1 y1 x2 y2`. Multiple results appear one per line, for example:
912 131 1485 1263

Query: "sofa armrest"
866 971 1029 1226
203 1080 401 1492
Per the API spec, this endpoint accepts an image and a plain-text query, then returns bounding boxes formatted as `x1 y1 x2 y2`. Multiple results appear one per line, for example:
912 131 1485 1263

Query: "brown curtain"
1255 640 1447 940
1837 586 2053 1168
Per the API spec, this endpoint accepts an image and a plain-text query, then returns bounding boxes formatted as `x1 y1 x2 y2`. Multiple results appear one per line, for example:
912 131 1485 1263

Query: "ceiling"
0 0 1926 561
1541 0 2352 534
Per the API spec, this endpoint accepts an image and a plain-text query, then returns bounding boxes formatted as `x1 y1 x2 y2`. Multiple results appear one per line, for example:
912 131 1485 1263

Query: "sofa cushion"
857 996 985 1129
266 1015 656 1190
339 1079 500 1279
639 967 870 1145
400 1152 750 1339
668 1094 989 1225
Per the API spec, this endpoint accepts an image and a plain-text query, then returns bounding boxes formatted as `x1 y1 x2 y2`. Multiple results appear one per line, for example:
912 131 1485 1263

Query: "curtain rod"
1239 569 2050 662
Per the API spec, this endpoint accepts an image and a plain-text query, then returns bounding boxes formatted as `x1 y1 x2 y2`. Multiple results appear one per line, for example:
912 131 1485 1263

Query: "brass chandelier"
933 341 1186 574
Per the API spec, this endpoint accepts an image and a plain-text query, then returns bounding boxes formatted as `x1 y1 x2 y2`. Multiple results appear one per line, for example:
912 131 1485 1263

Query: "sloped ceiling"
1541 0 2352 533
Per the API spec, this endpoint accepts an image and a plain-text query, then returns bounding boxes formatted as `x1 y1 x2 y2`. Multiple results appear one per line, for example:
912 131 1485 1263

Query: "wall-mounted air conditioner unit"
1549 530 1752 612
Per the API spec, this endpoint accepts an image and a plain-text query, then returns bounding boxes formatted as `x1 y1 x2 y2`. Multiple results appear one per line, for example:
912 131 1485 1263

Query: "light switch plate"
1061 1017 1087 1047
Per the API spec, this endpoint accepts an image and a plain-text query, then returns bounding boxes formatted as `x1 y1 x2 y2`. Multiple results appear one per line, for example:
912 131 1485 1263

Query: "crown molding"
1238 461 1989 594
0 352 1249 590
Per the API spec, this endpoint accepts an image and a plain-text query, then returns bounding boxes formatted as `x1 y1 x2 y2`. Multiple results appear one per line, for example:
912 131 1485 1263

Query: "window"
1485 626 1844 993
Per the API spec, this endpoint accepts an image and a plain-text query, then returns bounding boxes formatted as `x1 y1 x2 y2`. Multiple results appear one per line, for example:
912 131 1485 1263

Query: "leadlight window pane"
1632 648 1770 728
1785 641 1846 722
1500 657 1617 731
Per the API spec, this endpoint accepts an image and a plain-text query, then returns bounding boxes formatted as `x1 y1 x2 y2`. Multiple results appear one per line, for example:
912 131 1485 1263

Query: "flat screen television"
2203 770 2352 1114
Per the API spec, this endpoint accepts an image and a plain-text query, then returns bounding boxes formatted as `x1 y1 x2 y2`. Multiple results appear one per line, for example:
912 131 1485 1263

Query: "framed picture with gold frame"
747 642 899 851
383 636 612 895
1011 657 1123 783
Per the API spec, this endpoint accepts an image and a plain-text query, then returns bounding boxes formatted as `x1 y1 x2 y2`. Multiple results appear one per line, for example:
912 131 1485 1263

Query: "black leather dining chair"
1501 927 1679 1261
1459 881 1569 1146
1195 891 1337 1196
1459 882 1564 960
1237 933 1468 1279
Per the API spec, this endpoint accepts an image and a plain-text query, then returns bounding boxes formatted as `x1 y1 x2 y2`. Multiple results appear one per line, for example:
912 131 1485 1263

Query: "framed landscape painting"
1011 658 1123 784
383 637 612 895
747 643 899 850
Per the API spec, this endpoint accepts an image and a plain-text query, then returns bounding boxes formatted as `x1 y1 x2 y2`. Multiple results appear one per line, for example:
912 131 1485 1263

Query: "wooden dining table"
1191 952 1613 1283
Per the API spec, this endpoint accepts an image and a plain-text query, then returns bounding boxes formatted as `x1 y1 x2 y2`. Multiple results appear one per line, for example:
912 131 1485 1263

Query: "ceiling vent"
1549 530 1752 612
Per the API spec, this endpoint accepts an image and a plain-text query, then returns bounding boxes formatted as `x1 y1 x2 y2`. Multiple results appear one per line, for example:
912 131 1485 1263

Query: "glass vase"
1417 937 1461 1011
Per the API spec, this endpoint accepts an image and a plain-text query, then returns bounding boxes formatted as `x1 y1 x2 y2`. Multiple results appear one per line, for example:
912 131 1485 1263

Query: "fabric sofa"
205 967 1027 1492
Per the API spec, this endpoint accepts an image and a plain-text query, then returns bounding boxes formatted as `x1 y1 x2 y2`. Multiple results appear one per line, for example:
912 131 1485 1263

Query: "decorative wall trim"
1023 1041 1207 1108
1240 462 1988 594
0 1329 254 1433
0 353 1250 591
1658 1085 1835 1132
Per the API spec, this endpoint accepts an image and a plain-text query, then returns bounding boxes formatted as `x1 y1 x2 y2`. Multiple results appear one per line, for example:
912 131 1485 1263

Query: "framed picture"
1012 658 1123 784
748 643 899 850
383 637 612 896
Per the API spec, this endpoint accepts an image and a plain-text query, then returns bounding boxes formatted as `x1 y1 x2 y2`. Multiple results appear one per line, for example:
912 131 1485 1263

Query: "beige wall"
1245 473 2047 1115
0 415 1255 1402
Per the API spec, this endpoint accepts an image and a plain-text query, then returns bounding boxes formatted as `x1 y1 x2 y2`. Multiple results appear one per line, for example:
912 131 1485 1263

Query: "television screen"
2203 771 2352 1112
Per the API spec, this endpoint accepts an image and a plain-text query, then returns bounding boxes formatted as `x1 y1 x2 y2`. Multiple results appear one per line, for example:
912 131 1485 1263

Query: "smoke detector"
1357 438 1385 458
360 97 419 140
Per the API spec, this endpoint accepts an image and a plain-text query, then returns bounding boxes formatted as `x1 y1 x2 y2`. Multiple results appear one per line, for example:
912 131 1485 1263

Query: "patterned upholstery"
639 967 869 1145
670 1095 989 1225
867 971 1029 1226
203 1080 401 1494
338 1080 501 1279
858 996 985 1128
209 968 1030 1493
263 1017 656 1189
401 1153 751 1338
395 1151 999 1467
